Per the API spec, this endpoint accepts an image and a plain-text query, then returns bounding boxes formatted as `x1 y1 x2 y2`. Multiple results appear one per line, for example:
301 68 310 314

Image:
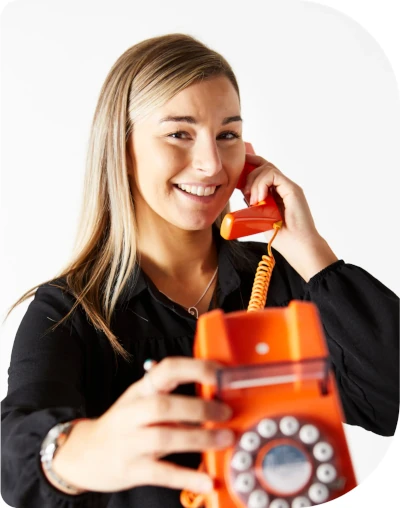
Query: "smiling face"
127 76 245 232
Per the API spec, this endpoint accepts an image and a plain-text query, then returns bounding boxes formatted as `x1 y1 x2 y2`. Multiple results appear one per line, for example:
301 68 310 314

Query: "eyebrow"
159 115 243 125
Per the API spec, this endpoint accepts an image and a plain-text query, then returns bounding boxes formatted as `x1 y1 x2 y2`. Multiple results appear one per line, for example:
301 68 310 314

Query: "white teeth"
203 187 214 196
177 184 217 196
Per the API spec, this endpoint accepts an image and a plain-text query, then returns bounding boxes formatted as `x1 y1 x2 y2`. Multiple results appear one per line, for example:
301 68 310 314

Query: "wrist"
290 235 338 282
43 418 95 494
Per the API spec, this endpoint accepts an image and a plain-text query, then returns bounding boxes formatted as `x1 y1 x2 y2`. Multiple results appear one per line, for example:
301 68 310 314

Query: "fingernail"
216 429 235 447
220 404 233 420
197 476 214 493
216 404 233 421
209 402 232 421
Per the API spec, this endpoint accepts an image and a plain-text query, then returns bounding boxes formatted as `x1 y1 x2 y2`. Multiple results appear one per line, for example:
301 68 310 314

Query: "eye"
218 131 241 140
167 131 240 140
168 131 191 139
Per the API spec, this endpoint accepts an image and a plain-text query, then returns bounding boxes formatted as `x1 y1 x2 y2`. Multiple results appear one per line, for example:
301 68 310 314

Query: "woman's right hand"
53 357 234 494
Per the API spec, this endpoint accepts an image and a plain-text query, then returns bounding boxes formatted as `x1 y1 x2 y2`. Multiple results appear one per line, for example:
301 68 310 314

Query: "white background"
1 0 399 507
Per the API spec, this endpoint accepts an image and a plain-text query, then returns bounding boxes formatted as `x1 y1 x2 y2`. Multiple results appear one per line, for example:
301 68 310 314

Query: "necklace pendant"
187 306 199 319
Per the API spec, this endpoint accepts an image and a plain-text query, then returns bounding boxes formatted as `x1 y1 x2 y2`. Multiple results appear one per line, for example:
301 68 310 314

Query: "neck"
137 220 218 283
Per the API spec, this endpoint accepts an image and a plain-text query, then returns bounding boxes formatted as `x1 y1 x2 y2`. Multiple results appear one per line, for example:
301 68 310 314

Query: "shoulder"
25 277 92 339
34 277 78 314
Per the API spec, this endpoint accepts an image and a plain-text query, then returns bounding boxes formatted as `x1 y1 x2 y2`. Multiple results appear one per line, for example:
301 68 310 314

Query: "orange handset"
220 142 282 240
193 302 357 508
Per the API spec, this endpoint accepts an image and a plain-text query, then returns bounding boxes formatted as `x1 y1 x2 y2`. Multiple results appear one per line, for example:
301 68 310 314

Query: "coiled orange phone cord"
180 222 281 508
247 222 281 311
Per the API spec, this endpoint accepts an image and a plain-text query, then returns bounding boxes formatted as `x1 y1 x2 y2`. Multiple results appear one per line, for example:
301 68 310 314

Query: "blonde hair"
6 33 241 362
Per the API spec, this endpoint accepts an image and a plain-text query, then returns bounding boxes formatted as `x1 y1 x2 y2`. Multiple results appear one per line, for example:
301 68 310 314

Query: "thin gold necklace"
160 266 218 319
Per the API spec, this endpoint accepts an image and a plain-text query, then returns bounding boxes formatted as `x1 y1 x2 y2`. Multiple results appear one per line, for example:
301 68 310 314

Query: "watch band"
40 418 88 494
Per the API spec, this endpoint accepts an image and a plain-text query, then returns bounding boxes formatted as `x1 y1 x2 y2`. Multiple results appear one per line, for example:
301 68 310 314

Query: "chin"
173 216 217 232
182 222 214 232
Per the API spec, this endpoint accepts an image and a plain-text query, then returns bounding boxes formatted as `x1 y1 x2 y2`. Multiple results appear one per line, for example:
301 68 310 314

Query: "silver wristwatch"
40 420 85 495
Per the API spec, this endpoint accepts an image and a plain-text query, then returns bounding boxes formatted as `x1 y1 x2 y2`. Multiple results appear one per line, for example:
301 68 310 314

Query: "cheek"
222 143 246 179
225 156 246 189
133 145 182 199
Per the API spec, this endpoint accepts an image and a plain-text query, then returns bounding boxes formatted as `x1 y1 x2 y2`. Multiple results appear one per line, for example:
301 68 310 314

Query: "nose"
191 137 223 176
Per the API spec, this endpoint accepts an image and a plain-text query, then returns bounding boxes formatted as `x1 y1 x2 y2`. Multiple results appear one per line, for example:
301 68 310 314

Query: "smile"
173 183 221 203
176 184 217 196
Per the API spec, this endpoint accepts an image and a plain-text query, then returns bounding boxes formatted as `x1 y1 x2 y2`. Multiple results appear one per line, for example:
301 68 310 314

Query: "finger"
250 177 269 205
133 459 214 494
242 155 279 201
141 425 235 458
127 393 233 427
245 152 268 164
242 165 264 195
128 357 224 399
248 166 275 204
250 165 293 204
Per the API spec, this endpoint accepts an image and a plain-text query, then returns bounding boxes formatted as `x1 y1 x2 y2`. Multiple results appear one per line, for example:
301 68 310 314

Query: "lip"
174 182 224 187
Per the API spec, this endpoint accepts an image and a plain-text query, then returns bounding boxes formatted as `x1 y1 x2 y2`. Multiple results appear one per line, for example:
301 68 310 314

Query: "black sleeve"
1 284 107 508
281 257 399 437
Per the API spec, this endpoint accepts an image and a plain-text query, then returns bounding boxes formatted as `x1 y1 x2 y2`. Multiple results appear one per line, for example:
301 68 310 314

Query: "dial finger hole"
269 499 290 508
313 442 334 462
308 483 330 504
280 417 299 436
292 496 312 508
240 431 261 452
231 451 253 471
247 489 269 508
234 472 256 494
316 464 337 483
257 419 278 439
299 424 319 445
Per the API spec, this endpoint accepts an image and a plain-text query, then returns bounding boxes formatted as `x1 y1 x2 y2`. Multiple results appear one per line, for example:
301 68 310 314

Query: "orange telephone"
192 303 357 508
180 143 357 508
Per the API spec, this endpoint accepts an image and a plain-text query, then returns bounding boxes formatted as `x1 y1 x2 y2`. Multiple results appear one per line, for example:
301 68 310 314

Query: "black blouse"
1 234 399 508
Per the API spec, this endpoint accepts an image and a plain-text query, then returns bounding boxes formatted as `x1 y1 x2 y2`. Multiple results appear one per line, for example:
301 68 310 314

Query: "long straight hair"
7 33 245 362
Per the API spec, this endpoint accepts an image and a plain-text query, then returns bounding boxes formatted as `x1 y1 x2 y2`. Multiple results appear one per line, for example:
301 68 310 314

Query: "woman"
1 33 398 508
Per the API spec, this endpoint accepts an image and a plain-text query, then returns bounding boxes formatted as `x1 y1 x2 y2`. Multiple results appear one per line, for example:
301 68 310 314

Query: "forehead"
152 76 240 121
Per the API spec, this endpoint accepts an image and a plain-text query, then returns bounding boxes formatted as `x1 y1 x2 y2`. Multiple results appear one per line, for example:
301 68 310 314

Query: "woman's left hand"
242 152 338 282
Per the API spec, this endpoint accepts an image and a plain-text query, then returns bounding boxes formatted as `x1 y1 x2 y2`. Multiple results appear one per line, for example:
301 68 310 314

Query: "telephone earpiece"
235 142 258 191
220 143 282 240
